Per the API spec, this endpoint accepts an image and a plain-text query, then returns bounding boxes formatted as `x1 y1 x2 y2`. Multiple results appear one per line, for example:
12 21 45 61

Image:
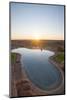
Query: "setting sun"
33 35 40 40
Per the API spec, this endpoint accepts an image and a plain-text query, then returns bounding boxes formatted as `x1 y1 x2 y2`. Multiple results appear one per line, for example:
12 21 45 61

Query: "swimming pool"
12 48 63 91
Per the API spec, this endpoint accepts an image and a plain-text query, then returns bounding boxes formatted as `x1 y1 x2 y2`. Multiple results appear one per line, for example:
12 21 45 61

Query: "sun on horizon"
33 34 40 40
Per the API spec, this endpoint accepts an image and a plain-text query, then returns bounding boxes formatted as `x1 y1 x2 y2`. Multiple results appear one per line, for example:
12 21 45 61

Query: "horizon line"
11 39 64 41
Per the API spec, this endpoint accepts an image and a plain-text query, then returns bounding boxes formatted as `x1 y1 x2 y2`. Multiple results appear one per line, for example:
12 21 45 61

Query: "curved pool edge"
11 48 64 95
47 56 64 94
20 52 64 95
11 52 48 96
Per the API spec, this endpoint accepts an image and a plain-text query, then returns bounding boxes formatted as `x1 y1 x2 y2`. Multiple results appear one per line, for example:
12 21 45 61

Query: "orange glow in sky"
11 33 64 40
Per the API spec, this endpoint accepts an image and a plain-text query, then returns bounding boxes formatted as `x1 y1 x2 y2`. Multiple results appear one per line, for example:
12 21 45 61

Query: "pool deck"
10 53 64 97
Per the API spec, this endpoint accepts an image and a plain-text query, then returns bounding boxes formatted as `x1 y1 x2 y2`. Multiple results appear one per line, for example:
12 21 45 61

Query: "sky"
11 2 64 40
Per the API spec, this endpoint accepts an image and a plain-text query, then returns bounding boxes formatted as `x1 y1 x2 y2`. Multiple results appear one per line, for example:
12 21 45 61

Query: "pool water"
12 48 62 91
